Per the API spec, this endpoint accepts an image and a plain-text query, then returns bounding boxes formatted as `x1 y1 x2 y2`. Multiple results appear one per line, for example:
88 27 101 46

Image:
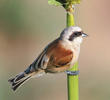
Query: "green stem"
67 11 79 100
67 12 75 26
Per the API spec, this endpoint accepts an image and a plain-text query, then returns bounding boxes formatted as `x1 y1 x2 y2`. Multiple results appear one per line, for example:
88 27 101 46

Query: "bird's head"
60 26 88 44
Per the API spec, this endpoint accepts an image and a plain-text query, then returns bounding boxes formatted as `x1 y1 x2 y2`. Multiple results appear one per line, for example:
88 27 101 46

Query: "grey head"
60 26 88 44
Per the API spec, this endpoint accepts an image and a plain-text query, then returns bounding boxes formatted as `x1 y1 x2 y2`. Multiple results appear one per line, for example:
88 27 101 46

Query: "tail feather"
8 69 45 91
8 72 32 91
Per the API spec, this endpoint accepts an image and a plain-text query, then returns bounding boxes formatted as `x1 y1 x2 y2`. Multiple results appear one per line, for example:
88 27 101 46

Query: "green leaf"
48 0 62 6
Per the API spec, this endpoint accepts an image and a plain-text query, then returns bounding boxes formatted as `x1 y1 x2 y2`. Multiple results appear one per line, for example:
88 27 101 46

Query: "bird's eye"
69 32 82 41
74 32 78 36
74 32 81 36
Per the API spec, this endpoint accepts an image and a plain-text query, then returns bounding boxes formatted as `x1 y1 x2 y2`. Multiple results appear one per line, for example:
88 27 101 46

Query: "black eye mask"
69 32 82 41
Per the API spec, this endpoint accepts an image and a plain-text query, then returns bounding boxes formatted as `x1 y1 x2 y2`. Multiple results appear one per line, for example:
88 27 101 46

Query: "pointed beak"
82 33 88 37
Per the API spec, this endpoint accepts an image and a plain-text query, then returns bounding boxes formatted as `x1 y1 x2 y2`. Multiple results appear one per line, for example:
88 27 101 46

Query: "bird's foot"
65 70 79 75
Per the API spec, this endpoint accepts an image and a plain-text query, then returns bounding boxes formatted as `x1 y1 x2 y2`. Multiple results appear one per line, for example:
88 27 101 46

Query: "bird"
8 26 88 91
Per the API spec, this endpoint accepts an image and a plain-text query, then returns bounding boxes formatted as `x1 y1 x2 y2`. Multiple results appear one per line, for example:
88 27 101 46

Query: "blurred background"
0 0 110 100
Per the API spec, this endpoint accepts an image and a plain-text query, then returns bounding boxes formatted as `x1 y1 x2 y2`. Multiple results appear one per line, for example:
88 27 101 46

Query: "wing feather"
31 38 73 72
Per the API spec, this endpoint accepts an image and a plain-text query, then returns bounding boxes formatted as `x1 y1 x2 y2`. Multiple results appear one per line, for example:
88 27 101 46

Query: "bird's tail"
8 66 45 91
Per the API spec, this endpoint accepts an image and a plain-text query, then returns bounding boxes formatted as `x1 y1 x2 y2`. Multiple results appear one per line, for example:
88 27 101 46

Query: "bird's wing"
31 49 49 70
31 38 73 72
27 38 60 71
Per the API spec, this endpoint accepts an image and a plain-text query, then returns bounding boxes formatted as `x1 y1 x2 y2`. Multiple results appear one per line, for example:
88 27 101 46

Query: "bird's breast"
70 45 80 67
61 40 80 67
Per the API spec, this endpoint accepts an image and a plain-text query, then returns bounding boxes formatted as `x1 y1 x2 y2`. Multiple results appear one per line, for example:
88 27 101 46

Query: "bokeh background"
0 0 110 100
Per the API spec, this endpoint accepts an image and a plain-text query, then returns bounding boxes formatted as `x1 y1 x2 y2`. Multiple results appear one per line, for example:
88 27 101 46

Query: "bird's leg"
65 70 79 75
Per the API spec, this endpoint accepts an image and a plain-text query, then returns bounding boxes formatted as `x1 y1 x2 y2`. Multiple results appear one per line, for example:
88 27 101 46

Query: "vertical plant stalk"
67 8 79 100
48 1 80 100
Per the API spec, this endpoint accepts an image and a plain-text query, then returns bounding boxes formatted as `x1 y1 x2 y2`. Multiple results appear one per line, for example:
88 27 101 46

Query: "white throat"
73 37 83 45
